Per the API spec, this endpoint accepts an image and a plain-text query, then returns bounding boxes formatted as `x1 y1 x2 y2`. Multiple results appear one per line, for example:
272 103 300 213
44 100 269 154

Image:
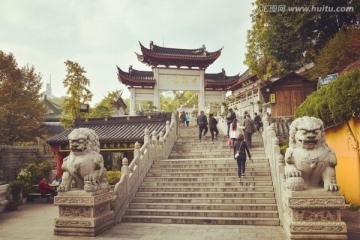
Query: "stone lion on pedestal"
59 128 108 192
284 116 339 191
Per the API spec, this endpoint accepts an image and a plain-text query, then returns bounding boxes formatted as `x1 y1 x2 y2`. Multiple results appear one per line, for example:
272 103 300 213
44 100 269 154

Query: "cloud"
0 0 254 105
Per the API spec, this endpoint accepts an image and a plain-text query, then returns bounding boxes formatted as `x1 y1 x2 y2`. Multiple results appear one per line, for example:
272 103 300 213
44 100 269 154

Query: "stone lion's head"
289 116 325 150
68 128 100 155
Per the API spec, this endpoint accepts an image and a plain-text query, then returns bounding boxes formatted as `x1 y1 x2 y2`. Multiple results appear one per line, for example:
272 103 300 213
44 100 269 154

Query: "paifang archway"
117 41 240 115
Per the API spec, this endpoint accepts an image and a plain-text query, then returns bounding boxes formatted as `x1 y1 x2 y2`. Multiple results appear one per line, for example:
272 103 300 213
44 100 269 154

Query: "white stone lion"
284 116 339 191
59 128 108 192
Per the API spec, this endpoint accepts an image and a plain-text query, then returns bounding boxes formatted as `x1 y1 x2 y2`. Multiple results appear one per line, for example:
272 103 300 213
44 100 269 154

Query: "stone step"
128 202 278 211
137 186 274 192
143 176 273 182
135 191 275 198
125 209 279 218
122 215 280 226
156 157 268 164
152 163 269 168
132 197 277 204
146 171 271 177
141 180 273 187
148 167 270 172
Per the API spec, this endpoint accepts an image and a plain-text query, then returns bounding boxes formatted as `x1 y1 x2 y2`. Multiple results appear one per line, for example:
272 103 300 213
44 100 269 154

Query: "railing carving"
112 113 177 223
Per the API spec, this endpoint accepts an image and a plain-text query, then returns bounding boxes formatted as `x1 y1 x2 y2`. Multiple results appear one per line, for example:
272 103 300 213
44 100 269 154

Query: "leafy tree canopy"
60 60 93 128
245 0 359 79
88 90 123 118
160 91 198 112
0 51 46 144
310 27 360 79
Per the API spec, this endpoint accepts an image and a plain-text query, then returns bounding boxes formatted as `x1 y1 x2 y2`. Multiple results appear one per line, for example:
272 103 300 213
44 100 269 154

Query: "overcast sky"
0 0 254 105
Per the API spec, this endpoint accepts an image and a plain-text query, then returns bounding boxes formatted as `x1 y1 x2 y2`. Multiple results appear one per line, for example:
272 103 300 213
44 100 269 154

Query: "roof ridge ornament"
150 41 154 50
202 44 207 56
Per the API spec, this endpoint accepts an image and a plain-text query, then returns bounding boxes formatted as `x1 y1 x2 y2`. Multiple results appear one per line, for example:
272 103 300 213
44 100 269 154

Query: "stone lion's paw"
285 165 302 178
326 180 339 192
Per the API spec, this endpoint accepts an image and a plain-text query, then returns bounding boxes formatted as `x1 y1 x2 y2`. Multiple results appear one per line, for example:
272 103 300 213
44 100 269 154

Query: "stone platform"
283 188 347 240
54 189 114 237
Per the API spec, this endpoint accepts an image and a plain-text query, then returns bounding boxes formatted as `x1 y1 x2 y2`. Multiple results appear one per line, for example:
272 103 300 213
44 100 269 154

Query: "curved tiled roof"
46 113 171 145
204 70 240 90
118 66 239 90
117 66 155 87
137 41 222 68
229 69 257 91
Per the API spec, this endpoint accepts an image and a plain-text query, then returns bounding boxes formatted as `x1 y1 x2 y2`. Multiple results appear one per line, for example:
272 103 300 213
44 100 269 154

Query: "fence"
112 113 178 223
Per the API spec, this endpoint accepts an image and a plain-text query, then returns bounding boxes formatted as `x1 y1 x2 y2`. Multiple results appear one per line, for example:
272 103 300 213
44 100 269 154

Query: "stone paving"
0 201 287 240
0 200 359 240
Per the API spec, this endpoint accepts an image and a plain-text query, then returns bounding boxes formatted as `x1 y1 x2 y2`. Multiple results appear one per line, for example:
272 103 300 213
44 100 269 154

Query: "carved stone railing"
216 116 228 135
112 113 177 223
262 116 285 226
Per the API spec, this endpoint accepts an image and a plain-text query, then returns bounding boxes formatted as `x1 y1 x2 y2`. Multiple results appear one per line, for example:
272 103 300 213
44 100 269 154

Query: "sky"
0 0 254 106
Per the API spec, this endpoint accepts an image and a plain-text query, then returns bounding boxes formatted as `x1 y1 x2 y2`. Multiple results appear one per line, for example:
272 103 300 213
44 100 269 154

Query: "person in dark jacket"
180 111 186 127
196 111 208 141
233 134 251 182
243 114 256 148
208 113 219 143
226 108 236 138
253 112 262 132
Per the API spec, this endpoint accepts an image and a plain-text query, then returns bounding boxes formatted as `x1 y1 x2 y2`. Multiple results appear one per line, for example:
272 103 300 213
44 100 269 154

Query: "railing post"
121 157 129 207
159 131 164 142
133 141 141 159
151 130 157 140
166 120 170 134
144 128 150 143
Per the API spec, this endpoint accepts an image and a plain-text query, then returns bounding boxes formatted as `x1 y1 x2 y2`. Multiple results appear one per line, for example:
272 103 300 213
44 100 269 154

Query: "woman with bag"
233 134 251 182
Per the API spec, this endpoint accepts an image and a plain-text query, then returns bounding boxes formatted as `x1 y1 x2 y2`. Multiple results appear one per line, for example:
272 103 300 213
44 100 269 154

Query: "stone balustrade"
112 113 177 223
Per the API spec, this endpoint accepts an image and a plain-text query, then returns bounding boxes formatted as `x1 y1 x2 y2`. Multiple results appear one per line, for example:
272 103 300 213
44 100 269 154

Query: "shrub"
9 180 24 202
107 171 121 185
295 68 360 127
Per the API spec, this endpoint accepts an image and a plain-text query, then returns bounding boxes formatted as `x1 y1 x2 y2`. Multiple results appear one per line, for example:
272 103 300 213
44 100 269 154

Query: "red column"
56 152 64 179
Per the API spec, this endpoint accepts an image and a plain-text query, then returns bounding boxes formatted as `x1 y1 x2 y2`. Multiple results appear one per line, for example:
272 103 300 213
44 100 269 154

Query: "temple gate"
117 41 239 115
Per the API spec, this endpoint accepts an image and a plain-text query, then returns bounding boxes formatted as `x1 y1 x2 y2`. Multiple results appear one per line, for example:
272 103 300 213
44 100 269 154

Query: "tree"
0 51 46 144
88 90 123 118
310 27 360 79
160 91 198 112
60 60 93 128
245 0 359 79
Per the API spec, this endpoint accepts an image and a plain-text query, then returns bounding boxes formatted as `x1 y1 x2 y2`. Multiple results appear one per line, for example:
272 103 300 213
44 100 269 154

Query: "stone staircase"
122 125 280 226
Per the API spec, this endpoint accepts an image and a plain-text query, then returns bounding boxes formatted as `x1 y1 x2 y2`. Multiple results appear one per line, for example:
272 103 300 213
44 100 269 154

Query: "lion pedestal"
54 190 114 236
54 128 113 236
282 189 347 240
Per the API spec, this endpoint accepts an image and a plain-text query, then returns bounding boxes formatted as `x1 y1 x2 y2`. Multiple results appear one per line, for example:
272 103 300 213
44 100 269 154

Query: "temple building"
117 41 240 115
46 113 171 178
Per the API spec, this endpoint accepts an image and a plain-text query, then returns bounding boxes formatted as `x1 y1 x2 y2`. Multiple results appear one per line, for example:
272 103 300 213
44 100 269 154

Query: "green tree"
88 90 123 118
60 60 93 128
245 0 359 79
310 27 360 79
0 51 46 144
160 91 198 112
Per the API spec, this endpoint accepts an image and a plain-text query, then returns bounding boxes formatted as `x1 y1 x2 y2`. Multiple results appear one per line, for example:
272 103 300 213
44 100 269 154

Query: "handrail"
112 112 177 223
261 116 285 226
